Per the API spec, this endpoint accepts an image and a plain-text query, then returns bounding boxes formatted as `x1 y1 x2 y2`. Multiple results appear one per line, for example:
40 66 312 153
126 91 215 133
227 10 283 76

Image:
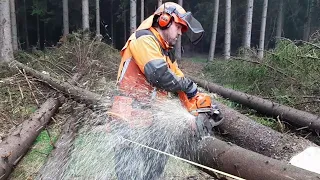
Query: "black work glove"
186 88 198 99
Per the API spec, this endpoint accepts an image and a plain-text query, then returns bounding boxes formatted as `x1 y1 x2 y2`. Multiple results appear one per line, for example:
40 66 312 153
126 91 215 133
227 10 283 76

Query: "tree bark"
276 0 283 40
37 115 77 179
123 11 127 44
197 137 320 180
63 0 69 36
9 0 18 51
130 0 137 34
243 0 254 50
0 98 61 180
224 0 231 60
140 0 144 22
11 60 111 106
36 14 40 48
258 0 268 59
23 0 29 49
0 0 13 62
189 76 320 132
212 99 316 161
96 0 100 36
9 62 320 179
175 0 183 63
82 0 89 31
158 0 162 8
111 0 114 47
208 0 219 62
303 0 314 41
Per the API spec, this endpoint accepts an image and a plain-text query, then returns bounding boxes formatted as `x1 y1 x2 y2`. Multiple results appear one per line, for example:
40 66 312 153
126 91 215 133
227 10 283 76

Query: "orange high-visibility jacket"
117 27 197 101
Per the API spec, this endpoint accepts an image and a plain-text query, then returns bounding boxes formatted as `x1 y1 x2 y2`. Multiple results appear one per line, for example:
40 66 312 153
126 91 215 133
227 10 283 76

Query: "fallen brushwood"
197 137 320 180
10 60 111 106
10 61 319 178
189 76 320 131
0 98 61 180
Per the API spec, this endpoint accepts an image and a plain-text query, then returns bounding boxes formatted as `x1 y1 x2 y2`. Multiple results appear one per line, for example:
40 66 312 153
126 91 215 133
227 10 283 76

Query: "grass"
192 39 320 130
10 128 60 179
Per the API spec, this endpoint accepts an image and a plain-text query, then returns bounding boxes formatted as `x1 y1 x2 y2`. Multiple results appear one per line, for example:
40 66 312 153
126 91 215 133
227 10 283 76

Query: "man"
110 2 205 179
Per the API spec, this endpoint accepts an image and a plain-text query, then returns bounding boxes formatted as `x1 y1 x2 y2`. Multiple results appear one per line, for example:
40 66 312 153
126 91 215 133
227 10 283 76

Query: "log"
10 62 319 178
10 60 111 106
197 137 320 180
212 99 317 161
189 76 320 131
36 115 77 179
0 98 61 180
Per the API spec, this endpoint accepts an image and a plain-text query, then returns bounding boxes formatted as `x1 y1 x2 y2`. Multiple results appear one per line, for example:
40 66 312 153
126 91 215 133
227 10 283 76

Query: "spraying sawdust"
37 96 215 179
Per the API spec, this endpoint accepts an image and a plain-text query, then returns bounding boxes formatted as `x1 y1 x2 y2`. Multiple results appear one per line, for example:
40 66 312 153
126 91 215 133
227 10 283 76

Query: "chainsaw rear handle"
178 91 212 115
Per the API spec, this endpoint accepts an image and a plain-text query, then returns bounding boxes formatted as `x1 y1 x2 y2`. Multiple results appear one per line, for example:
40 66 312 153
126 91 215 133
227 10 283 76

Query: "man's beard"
168 37 178 46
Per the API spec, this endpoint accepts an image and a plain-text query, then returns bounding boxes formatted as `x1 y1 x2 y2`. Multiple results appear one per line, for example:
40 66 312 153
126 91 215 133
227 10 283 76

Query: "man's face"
163 22 183 46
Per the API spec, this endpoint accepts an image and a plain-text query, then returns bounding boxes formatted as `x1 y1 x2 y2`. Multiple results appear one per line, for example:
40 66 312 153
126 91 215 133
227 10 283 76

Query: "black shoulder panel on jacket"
136 29 153 39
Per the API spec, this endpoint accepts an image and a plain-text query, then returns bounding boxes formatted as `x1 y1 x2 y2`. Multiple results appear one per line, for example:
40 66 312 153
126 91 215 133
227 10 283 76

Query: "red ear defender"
158 13 172 29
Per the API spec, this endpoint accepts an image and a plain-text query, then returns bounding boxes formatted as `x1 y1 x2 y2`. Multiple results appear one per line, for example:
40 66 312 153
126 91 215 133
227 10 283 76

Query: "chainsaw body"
178 91 223 138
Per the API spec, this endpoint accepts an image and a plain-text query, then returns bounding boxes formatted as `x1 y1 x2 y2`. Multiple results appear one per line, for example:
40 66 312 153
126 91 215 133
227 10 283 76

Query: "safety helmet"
155 2 204 45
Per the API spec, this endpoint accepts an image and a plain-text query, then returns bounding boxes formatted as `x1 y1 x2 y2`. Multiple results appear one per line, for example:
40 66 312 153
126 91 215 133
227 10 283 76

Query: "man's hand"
186 88 198 99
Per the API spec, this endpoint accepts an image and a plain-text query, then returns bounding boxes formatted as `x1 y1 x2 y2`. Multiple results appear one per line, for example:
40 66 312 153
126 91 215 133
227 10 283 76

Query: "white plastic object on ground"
290 146 320 174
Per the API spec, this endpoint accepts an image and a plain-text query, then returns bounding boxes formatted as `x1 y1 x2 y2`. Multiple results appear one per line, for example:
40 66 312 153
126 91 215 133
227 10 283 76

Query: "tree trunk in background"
0 0 14 62
82 0 89 31
111 0 114 47
243 0 254 54
258 0 268 59
175 0 183 62
63 0 69 36
276 0 283 40
130 0 137 34
123 11 127 44
208 0 219 62
36 14 40 48
303 0 314 41
158 0 162 7
10 0 18 51
141 0 144 22
96 0 100 36
23 0 29 49
224 0 231 60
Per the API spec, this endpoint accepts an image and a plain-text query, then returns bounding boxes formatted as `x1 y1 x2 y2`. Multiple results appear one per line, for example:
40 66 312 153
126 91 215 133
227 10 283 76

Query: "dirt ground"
0 60 218 179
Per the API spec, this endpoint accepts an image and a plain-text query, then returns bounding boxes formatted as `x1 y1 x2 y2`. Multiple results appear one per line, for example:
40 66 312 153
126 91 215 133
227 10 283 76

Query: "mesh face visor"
178 12 204 45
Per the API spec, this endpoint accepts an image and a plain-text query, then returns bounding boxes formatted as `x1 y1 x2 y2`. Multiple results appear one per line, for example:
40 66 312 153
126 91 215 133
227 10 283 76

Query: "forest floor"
0 39 217 179
1 36 319 179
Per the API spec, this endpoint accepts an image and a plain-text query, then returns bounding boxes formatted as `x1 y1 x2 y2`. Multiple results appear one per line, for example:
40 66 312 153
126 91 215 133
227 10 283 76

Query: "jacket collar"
149 27 172 50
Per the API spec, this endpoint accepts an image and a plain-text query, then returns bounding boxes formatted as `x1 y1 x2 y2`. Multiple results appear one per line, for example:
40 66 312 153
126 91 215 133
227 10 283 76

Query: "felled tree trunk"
190 76 320 131
37 115 77 179
11 62 319 178
0 98 61 180
213 99 316 161
11 60 111 106
197 137 320 180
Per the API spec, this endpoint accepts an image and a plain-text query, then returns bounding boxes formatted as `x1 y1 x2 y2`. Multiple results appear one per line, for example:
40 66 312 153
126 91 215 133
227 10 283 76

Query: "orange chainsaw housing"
178 91 212 116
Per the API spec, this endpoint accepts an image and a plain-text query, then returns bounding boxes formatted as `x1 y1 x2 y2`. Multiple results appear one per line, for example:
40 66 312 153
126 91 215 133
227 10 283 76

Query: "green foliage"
31 0 48 16
10 129 59 179
203 39 320 114
205 58 268 93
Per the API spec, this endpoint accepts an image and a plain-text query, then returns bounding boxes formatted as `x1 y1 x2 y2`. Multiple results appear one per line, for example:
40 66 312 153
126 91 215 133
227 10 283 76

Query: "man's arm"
129 35 197 97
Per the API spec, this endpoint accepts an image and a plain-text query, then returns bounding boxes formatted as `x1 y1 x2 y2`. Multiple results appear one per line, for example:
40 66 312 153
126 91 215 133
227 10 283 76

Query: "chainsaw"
178 91 223 139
